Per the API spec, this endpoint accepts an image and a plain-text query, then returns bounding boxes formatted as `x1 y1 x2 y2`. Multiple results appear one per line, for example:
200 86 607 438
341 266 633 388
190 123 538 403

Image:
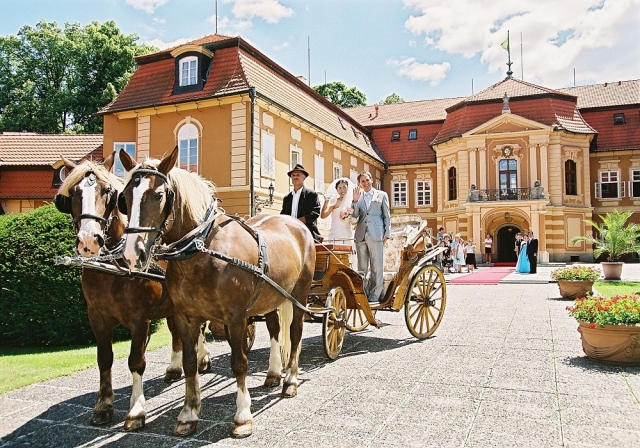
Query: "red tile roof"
372 123 442 165
344 97 464 127
558 80 640 109
581 106 640 151
100 35 382 163
0 168 57 199
0 133 103 166
432 78 595 145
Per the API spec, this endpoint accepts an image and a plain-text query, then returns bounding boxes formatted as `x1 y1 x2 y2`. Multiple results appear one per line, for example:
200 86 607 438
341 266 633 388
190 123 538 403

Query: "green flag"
501 36 509 51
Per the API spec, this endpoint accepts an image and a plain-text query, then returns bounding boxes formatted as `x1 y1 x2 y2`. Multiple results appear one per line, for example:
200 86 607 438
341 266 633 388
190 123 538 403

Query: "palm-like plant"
571 210 640 262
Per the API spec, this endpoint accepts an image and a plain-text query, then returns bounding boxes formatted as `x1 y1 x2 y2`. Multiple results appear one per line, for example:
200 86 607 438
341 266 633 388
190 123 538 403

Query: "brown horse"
118 146 315 438
54 153 211 430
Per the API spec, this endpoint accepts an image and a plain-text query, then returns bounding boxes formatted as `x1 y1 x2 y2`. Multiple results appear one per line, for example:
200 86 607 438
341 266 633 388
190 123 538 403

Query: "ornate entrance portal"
497 225 521 263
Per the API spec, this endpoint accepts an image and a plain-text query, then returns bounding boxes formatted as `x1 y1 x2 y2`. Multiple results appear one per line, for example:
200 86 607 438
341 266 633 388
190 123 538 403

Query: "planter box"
558 280 593 300
578 322 640 366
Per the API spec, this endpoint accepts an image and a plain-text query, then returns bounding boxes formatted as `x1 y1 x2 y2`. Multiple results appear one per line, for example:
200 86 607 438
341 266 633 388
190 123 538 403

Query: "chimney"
618 81 622 85
373 104 379 119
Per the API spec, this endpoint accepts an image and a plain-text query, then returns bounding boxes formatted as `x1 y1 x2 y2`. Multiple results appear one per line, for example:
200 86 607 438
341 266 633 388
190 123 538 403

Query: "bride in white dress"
321 178 355 245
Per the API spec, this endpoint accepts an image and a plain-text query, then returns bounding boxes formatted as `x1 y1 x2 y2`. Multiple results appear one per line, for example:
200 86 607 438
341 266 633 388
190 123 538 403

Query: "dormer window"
179 56 198 86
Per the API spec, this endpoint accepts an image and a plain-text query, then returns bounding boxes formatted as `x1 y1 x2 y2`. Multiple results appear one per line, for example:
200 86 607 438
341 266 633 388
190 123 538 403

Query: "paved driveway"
1 276 639 447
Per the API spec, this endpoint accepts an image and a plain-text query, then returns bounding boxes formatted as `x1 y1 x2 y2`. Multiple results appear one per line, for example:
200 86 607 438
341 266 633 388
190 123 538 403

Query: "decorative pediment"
465 113 549 137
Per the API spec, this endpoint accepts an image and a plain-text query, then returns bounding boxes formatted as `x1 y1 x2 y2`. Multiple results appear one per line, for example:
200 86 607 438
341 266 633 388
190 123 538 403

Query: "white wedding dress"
327 200 354 243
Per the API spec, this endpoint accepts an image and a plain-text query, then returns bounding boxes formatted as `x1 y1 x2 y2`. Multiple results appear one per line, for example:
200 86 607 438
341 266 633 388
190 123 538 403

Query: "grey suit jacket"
351 189 391 242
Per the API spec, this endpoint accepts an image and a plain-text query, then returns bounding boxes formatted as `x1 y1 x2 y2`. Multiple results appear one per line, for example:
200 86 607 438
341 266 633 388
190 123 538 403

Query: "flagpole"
506 30 513 78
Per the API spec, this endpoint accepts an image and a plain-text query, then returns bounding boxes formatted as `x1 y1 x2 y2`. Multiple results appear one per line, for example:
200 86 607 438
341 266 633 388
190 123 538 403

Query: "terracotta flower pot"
601 262 623 280
557 280 594 300
578 322 640 366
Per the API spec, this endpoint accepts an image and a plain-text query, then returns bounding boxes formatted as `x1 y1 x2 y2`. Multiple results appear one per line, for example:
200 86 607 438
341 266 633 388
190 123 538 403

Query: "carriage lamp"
254 182 275 214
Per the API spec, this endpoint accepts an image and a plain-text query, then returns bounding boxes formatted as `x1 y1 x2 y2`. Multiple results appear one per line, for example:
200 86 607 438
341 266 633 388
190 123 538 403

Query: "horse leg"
197 322 211 374
263 311 282 387
123 321 150 431
173 319 201 437
282 303 304 398
227 319 253 438
89 316 115 426
164 316 183 383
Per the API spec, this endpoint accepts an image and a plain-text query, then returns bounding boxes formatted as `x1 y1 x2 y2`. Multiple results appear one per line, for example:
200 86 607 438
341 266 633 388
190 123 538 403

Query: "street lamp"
254 182 274 214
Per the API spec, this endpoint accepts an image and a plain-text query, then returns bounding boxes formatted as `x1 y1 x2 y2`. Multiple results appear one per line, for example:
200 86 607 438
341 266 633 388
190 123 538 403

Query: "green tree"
380 93 404 105
313 81 366 108
0 20 156 133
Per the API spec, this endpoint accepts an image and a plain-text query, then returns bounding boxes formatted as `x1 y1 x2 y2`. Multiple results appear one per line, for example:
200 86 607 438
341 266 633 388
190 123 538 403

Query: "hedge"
0 205 159 346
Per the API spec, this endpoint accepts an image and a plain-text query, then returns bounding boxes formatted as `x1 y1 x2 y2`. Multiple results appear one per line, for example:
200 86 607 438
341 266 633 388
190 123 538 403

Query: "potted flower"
550 265 600 299
566 295 640 365
571 210 640 280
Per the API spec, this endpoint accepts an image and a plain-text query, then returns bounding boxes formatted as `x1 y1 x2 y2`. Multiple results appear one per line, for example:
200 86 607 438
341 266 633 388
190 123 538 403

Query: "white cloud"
402 0 640 86
126 0 167 14
145 37 189 50
224 0 294 24
388 58 451 85
152 17 166 24
275 41 290 50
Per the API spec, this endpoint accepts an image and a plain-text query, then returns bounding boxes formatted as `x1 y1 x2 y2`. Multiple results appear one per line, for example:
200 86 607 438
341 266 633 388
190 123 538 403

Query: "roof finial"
501 30 513 78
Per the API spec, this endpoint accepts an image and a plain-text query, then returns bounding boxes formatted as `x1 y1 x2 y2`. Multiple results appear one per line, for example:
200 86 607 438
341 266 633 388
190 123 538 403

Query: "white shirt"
364 190 373 208
291 188 303 218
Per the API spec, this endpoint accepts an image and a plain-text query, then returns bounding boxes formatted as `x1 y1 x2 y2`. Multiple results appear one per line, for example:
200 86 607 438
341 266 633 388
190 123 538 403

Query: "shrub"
551 265 601 282
567 295 640 327
0 205 158 346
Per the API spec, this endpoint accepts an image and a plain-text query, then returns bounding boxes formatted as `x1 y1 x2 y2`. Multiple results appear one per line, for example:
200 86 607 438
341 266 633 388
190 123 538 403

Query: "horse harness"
125 166 314 314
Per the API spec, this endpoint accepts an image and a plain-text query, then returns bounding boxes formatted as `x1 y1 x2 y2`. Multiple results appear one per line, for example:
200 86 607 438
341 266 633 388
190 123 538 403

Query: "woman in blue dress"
516 235 531 273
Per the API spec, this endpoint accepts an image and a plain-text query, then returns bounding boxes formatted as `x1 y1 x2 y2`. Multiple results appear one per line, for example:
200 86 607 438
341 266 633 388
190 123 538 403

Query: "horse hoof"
164 369 183 383
231 420 253 438
282 383 297 398
90 409 113 426
263 373 281 388
124 415 145 431
198 359 211 374
173 421 198 437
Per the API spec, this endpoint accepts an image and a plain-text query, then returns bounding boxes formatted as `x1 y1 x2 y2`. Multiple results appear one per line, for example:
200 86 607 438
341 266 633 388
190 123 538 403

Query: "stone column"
540 144 549 194
529 144 537 187
479 148 487 189
547 143 562 205
469 148 477 191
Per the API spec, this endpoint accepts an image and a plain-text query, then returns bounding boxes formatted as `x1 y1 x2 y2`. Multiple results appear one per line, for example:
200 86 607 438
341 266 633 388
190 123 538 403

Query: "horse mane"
127 158 216 224
58 160 124 196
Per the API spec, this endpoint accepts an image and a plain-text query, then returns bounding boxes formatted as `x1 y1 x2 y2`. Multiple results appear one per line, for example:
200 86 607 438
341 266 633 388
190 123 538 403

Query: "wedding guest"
527 230 539 274
516 234 531 274
514 232 523 257
465 238 476 272
484 234 493 264
281 164 321 241
452 233 466 273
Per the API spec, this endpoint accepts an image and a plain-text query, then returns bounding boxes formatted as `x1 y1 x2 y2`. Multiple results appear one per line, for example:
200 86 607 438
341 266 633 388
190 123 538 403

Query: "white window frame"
595 170 624 199
179 56 198 86
392 181 407 207
178 123 199 172
289 145 301 170
113 142 136 178
415 180 432 206
261 130 275 178
333 163 342 180
350 169 359 185
630 169 640 198
314 154 324 192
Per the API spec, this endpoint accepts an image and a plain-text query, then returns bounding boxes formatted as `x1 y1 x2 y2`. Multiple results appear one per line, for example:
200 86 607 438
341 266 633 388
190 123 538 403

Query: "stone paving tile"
562 424 640 447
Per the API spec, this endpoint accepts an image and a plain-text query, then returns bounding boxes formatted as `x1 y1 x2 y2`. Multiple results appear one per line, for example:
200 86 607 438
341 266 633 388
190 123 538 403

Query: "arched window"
179 56 198 86
565 160 577 195
448 167 457 201
178 123 199 172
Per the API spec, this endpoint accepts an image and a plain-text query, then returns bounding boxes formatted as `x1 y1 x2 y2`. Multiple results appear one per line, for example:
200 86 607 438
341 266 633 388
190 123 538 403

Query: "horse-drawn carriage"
306 223 447 359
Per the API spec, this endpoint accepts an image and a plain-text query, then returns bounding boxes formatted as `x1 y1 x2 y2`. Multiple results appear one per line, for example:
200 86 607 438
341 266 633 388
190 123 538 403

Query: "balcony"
467 185 545 202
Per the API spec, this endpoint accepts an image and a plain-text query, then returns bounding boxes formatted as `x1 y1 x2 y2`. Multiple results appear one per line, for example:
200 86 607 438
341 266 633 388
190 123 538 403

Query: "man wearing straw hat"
281 164 321 241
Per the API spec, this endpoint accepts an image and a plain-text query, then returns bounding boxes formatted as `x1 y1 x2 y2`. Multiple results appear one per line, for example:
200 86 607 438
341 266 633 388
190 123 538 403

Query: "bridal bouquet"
339 207 354 221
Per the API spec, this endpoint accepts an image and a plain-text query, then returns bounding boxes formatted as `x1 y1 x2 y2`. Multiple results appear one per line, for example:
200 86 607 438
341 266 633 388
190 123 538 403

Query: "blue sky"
2 0 639 105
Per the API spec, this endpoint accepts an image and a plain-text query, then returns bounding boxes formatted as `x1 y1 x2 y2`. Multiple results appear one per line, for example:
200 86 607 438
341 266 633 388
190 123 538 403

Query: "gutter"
249 87 256 217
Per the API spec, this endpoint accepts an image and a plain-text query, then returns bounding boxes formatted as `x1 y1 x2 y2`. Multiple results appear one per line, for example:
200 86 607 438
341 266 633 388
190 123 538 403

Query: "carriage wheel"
345 306 374 332
404 265 446 339
322 287 347 359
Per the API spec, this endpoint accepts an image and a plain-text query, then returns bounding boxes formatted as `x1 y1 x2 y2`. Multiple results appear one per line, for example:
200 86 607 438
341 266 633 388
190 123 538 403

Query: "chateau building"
5 34 635 264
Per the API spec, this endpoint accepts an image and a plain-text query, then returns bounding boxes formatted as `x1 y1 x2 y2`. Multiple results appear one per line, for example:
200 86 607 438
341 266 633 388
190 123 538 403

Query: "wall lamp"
254 182 275 214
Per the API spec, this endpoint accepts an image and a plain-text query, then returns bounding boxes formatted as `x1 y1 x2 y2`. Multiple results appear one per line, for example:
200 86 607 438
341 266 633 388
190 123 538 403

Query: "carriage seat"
315 243 352 254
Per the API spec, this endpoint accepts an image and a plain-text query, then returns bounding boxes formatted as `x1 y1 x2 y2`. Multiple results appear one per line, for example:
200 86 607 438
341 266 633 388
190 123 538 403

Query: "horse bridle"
120 168 174 239
54 171 118 237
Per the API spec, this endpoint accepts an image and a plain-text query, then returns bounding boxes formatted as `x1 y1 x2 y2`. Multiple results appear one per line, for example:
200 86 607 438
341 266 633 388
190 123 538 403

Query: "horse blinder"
54 194 72 214
117 192 128 215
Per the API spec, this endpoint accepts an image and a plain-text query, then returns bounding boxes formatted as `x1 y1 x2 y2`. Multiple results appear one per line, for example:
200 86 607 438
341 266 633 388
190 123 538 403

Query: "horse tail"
277 300 293 370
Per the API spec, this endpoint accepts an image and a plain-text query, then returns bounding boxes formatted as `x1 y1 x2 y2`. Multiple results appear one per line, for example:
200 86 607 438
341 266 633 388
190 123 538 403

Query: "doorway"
497 225 521 262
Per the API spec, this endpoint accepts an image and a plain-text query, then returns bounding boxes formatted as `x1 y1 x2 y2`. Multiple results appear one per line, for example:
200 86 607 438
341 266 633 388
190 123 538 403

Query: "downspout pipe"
249 87 256 217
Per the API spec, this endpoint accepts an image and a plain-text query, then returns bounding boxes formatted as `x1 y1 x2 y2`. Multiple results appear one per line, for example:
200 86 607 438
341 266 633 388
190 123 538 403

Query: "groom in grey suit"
351 171 391 303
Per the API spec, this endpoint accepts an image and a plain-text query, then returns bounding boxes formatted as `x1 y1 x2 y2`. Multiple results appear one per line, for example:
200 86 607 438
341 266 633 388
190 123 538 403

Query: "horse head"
54 152 123 257
120 147 179 271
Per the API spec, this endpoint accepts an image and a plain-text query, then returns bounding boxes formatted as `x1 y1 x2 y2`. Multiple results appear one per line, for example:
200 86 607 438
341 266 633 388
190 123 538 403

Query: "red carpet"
492 262 516 267
449 267 514 285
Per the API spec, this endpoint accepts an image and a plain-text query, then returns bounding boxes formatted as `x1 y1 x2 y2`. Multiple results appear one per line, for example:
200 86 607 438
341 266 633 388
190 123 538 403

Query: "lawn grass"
593 281 640 298
0 321 172 395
